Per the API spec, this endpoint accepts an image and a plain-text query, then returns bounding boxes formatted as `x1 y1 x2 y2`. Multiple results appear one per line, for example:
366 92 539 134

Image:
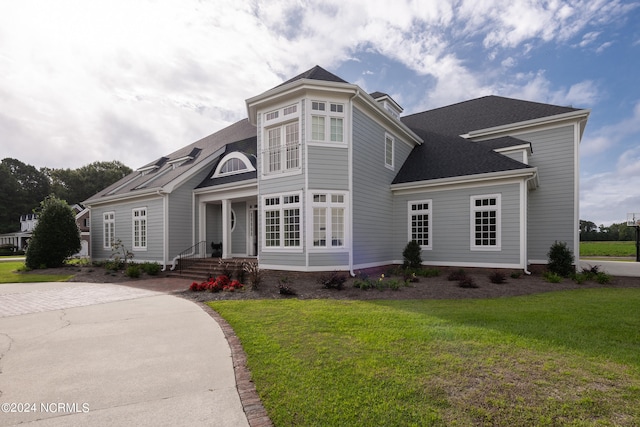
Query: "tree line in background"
580 219 638 241
0 158 132 233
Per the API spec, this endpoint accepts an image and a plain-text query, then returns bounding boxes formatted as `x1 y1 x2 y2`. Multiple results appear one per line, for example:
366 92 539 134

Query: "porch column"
221 199 232 258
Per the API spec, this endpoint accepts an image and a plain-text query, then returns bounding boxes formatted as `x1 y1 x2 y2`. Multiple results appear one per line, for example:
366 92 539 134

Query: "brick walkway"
0 284 160 317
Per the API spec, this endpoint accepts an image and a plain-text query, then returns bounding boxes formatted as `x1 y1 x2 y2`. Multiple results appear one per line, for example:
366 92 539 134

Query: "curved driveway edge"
0 282 249 426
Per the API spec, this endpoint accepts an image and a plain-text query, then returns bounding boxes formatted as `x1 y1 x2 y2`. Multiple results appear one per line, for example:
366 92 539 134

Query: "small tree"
26 196 81 269
547 241 574 277
402 240 422 269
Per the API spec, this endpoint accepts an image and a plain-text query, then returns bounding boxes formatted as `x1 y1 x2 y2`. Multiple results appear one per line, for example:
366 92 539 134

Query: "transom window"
408 200 432 249
310 100 345 143
312 192 346 248
132 207 147 250
103 212 115 249
263 193 301 249
471 194 501 250
213 152 256 177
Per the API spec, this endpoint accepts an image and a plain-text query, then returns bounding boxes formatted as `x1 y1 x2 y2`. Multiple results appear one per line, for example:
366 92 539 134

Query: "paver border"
196 302 273 427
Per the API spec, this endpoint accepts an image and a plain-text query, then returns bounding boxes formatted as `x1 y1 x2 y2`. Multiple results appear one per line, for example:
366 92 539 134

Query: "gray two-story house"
84 66 589 273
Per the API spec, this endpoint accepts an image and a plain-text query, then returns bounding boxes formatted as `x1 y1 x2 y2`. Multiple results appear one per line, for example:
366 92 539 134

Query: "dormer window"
213 152 256 177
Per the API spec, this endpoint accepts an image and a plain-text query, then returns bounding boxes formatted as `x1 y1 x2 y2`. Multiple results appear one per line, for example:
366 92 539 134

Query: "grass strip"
209 289 640 426
0 262 73 283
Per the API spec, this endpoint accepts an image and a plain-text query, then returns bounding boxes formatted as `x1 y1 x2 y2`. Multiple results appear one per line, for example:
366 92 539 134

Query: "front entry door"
249 205 258 256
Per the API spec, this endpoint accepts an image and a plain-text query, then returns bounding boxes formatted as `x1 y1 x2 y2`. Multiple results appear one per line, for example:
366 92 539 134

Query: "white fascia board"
246 78 422 145
493 143 533 155
83 190 164 208
193 179 257 202
246 80 358 124
390 168 538 195
462 109 591 139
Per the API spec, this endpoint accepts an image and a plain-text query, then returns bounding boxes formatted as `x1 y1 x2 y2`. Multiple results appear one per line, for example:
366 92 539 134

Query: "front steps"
167 257 255 281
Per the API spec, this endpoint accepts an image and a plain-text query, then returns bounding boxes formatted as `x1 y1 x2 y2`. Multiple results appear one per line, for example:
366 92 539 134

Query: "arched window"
213 152 256 177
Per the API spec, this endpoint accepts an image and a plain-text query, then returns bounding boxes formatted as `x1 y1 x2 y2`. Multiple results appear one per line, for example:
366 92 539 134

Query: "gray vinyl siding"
393 183 522 266
352 107 414 267
90 196 164 262
260 251 305 268
309 251 349 267
307 146 348 190
203 202 246 255
168 167 212 259
522 125 576 260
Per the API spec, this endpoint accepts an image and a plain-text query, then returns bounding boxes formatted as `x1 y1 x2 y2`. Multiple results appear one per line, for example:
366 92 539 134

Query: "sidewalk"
579 259 640 277
0 282 250 426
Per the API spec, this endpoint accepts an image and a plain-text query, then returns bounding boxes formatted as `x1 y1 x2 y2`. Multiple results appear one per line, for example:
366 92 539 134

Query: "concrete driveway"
0 282 249 427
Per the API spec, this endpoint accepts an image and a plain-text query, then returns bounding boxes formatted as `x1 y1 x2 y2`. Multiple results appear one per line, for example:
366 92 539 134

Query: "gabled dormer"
370 91 403 120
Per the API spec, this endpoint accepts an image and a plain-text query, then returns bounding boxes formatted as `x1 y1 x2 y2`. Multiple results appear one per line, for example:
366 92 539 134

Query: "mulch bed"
28 264 640 301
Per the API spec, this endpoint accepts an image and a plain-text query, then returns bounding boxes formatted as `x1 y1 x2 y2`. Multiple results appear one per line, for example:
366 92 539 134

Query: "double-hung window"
263 103 300 176
408 200 432 249
312 192 346 248
471 194 501 250
132 208 147 250
310 101 344 143
263 193 301 249
103 212 115 249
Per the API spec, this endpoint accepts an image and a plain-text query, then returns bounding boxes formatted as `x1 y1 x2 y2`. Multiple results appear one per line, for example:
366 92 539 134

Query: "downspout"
522 172 537 276
157 189 169 271
348 89 359 277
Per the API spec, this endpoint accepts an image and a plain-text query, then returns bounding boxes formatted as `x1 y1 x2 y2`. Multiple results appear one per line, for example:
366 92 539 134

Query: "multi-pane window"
265 121 300 174
471 195 501 250
385 134 394 169
103 212 115 248
409 200 432 249
310 100 344 143
220 157 247 174
132 208 147 250
312 192 346 248
263 194 301 249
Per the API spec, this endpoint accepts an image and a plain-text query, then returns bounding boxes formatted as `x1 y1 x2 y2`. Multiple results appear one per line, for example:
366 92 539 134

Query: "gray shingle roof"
276 65 348 88
401 95 579 136
478 136 531 151
392 130 532 185
85 119 256 203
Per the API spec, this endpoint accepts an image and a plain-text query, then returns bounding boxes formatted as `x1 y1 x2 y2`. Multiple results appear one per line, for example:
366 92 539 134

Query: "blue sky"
1 0 638 226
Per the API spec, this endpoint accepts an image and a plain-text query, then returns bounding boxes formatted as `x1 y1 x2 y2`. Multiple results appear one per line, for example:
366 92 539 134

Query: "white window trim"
103 212 115 249
261 192 303 252
308 99 346 146
470 194 501 251
308 191 349 251
212 152 256 177
408 200 432 250
262 120 301 178
385 133 395 170
132 207 147 251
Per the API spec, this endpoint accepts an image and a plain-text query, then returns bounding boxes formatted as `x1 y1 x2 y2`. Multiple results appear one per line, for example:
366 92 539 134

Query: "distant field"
580 241 636 257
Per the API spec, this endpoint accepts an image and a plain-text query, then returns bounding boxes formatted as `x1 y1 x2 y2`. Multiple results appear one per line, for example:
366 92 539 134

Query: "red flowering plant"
188 275 244 292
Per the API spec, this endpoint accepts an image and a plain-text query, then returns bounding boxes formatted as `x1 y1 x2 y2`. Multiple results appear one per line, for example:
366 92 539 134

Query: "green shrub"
543 271 562 283
125 264 141 278
458 276 478 288
447 269 467 281
489 271 507 284
547 241 574 277
573 272 588 284
595 272 611 284
141 262 161 276
317 271 347 290
510 271 522 279
26 196 81 269
402 240 422 269
420 268 440 277
387 279 401 290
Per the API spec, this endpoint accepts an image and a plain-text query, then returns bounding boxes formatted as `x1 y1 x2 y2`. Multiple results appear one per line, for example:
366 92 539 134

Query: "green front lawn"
0 262 73 283
210 289 640 426
580 241 636 257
